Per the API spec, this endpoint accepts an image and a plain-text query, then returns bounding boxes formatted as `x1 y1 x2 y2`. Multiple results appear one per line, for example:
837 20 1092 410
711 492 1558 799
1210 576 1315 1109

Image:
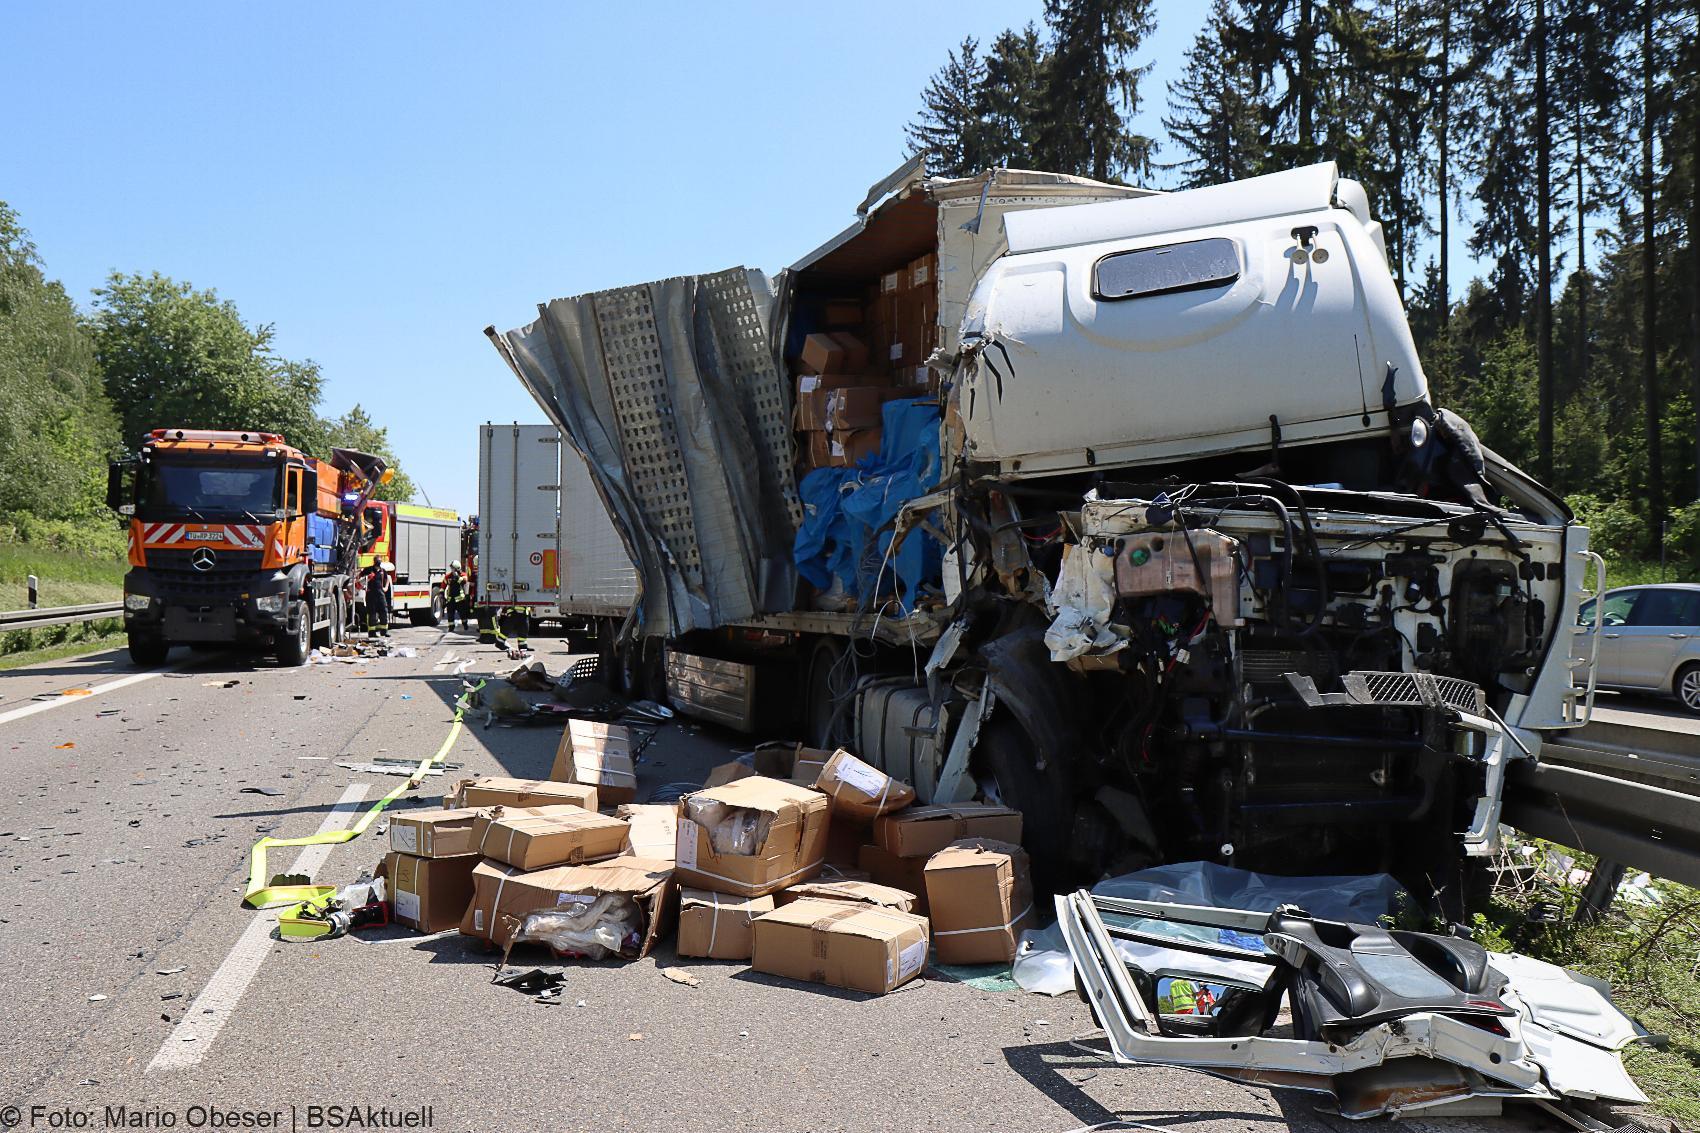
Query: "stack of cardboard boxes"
863 251 940 391
791 251 940 474
373 723 1034 998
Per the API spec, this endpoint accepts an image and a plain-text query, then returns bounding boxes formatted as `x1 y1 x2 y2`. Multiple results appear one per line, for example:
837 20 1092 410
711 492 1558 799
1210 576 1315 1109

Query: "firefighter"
366 561 394 636
442 561 468 630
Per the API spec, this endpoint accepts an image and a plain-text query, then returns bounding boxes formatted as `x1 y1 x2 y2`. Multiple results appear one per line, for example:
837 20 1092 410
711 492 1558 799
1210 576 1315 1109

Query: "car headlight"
255 594 286 613
1410 416 1430 448
124 593 152 610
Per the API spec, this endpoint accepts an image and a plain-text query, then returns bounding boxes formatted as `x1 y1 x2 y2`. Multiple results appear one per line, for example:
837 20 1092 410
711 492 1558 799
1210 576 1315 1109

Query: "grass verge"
1479 840 1700 1124
0 620 126 671
0 540 126 611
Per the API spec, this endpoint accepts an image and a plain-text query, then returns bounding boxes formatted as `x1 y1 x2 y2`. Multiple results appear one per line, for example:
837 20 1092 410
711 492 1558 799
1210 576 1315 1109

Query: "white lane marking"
146 783 370 1072
0 657 197 726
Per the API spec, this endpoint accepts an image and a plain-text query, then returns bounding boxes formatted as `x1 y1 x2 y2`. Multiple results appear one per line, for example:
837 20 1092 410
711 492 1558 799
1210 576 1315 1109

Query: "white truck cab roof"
958 162 1426 478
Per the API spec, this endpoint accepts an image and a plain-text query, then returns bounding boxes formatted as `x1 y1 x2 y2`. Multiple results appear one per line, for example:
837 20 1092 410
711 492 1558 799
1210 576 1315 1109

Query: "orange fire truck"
108 429 388 666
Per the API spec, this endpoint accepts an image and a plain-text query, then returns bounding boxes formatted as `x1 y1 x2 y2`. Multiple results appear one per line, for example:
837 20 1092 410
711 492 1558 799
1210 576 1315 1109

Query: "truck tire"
277 600 311 667
978 716 1076 893
128 632 169 668
803 636 848 748
330 593 345 644
426 592 443 627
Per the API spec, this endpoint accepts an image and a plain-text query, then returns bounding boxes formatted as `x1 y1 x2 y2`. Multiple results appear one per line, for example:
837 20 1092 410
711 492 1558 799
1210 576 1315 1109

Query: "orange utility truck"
108 429 388 666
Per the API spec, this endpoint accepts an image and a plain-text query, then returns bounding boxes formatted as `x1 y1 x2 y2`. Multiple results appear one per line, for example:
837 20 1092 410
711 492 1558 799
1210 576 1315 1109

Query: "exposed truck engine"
489 162 1600 911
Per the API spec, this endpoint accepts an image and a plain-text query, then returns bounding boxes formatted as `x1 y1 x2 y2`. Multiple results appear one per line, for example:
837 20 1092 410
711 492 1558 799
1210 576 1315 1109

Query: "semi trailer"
488 162 1601 907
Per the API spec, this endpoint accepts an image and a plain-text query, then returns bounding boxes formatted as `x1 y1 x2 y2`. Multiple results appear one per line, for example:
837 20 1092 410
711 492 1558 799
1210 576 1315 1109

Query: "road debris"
660 967 700 987
156 966 186 975
238 786 284 797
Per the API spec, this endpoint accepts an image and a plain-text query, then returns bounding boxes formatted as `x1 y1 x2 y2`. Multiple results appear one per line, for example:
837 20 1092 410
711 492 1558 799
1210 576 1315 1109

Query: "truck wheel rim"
1682 670 1700 710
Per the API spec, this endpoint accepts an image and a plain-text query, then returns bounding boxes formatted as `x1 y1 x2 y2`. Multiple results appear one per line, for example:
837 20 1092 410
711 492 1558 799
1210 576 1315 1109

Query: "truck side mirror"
107 463 135 516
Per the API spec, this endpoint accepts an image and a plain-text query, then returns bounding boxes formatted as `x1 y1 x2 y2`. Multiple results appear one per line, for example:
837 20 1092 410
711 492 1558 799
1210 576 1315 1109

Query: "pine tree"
1034 0 1159 183
980 25 1048 168
1162 0 1263 186
905 37 990 178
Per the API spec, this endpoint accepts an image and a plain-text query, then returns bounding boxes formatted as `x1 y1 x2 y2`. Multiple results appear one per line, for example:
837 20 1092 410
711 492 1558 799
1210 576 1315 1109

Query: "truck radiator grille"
146 549 265 598
1340 671 1484 714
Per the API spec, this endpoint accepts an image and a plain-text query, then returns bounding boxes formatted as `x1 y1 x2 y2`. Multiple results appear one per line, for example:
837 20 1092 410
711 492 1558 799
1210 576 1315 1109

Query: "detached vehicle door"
1616 587 1700 691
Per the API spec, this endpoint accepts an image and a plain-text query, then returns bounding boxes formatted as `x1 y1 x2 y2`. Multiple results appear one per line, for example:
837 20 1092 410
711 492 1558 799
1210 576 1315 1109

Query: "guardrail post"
1576 860 1625 924
27 575 38 609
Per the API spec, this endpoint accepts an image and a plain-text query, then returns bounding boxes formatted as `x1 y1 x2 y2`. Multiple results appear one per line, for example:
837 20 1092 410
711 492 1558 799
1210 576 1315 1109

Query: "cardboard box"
796 375 892 431
908 252 937 291
751 897 929 995
385 851 478 934
703 760 756 789
857 843 931 914
823 301 862 327
551 720 638 808
806 428 881 469
617 803 677 862
447 776 599 813
778 878 918 913
749 741 834 784
872 803 1023 859
825 815 869 869
923 839 1035 965
891 287 929 368
389 807 482 858
472 804 629 870
815 748 916 822
460 855 675 954
675 775 831 897
676 888 775 960
798 332 868 376
824 386 905 431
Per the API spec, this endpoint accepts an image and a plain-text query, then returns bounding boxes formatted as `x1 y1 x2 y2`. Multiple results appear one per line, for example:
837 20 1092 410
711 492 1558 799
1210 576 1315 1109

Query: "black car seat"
1263 912 1511 1039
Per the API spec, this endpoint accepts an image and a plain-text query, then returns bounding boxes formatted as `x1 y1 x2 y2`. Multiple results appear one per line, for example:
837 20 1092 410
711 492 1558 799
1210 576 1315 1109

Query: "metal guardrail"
1506 716 1700 889
0 601 123 632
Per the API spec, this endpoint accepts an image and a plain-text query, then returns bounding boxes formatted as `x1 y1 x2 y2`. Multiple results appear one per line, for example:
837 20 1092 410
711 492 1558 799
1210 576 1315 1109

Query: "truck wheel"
804 637 848 747
128 632 169 668
979 716 1076 893
330 593 345 644
424 592 443 627
277 600 311 666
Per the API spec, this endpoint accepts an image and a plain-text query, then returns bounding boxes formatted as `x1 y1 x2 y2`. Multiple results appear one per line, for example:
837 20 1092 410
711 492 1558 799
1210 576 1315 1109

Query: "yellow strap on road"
241 680 486 909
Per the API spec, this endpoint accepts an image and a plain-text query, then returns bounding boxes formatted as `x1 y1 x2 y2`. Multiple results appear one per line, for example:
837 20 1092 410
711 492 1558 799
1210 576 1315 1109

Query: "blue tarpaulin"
793 398 942 613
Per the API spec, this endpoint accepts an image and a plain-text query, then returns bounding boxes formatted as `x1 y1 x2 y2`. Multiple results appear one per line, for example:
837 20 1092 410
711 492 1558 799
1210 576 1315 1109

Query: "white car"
1578 583 1700 713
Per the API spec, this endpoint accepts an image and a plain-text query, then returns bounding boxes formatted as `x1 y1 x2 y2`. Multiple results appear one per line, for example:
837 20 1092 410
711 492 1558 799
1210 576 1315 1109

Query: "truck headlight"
1409 416 1430 448
124 593 152 610
255 594 286 613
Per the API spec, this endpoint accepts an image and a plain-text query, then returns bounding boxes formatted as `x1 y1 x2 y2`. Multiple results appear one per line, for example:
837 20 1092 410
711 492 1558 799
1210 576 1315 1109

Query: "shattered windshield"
145 462 279 515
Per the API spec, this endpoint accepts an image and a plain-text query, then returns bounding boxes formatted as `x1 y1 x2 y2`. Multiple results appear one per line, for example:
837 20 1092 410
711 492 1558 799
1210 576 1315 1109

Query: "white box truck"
475 422 637 646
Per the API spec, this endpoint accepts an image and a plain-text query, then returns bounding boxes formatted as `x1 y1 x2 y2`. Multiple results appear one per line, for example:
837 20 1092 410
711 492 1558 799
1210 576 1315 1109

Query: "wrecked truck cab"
491 159 1600 911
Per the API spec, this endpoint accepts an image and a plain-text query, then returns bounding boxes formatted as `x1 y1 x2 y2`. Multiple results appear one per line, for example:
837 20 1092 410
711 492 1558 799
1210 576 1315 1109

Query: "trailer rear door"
477 424 560 608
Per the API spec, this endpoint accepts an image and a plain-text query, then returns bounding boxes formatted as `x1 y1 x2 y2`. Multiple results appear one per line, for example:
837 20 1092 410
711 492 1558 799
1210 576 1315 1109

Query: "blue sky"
6 2 1470 515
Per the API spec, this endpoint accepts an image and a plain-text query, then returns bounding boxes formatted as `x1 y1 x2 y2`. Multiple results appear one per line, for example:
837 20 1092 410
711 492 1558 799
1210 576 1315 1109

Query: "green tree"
0 202 119 526
979 25 1048 169
905 37 991 177
1162 0 1264 186
91 272 326 454
321 404 416 503
1455 328 1540 471
1034 0 1159 183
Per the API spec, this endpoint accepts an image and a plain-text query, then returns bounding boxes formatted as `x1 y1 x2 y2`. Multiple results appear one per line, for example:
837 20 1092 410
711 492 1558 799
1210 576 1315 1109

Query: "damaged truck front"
490 161 1600 911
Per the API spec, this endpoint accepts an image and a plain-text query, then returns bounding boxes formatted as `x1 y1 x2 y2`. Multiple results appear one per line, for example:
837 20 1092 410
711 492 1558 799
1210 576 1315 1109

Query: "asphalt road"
0 630 1587 1133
